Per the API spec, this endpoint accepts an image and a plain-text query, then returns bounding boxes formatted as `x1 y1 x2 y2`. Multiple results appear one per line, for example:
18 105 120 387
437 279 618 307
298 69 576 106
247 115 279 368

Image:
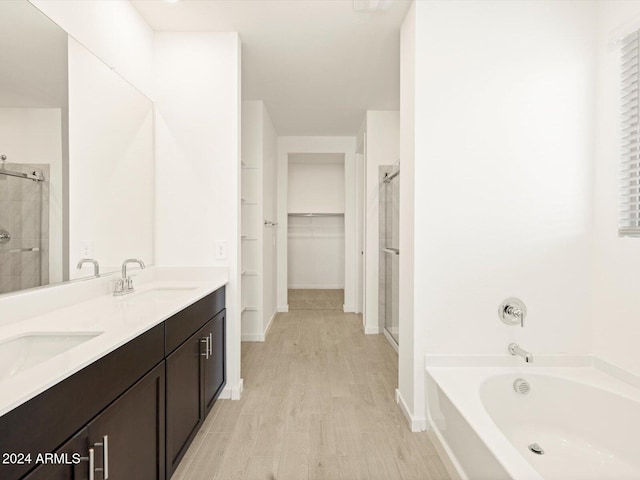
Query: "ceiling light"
353 0 394 12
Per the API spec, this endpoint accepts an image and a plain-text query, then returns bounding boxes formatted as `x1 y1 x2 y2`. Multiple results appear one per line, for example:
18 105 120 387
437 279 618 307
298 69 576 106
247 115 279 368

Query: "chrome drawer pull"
80 448 95 480
93 435 109 479
200 337 209 359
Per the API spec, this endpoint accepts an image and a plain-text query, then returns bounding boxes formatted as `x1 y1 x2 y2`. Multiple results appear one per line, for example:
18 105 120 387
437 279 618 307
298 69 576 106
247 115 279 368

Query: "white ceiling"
131 0 410 136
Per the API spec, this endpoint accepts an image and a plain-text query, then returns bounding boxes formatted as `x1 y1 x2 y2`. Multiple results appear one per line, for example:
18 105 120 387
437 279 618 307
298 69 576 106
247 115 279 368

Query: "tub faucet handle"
506 305 524 327
499 297 527 327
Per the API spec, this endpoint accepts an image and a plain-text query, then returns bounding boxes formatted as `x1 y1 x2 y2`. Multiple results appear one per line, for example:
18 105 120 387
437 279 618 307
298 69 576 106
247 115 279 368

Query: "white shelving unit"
241 157 261 339
240 100 280 342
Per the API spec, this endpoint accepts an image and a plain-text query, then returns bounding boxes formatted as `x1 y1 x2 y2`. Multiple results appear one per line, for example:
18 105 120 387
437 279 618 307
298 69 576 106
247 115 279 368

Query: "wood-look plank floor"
174 306 451 480
288 289 344 310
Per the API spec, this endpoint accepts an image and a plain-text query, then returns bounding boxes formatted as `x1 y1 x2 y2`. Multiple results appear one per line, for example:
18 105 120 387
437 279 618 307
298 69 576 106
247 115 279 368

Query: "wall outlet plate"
215 241 227 260
80 241 94 258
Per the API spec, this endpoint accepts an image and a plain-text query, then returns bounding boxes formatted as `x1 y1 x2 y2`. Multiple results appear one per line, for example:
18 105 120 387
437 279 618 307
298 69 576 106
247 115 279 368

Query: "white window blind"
620 30 640 236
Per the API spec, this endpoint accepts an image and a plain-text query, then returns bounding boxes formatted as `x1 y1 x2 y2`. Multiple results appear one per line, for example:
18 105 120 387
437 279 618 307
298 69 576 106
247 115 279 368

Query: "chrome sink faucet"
113 259 145 296
509 343 533 363
77 258 100 277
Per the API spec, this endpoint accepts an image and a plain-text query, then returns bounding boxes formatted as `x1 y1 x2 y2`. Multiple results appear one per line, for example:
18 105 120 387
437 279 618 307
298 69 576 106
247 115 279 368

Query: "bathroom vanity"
0 274 227 480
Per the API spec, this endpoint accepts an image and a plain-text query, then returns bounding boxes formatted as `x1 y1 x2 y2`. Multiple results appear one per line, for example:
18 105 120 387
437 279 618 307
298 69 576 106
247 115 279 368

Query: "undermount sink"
123 286 198 303
0 332 103 381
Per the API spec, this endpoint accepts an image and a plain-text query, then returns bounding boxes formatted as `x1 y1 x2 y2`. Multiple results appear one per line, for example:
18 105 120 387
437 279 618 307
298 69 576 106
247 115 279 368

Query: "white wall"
288 161 345 213
398 2 416 425
403 0 597 425
154 32 242 397
29 0 154 99
277 136 357 311
67 38 154 278
592 1 640 376
363 111 399 334
0 108 64 283
262 105 278 333
288 215 345 289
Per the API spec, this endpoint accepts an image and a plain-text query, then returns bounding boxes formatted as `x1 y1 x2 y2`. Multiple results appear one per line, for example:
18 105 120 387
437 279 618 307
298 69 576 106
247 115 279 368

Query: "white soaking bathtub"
425 363 640 480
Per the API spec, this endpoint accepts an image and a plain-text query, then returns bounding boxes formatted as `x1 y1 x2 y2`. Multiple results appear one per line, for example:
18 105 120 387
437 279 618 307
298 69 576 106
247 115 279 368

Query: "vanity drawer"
0 323 164 480
164 286 225 355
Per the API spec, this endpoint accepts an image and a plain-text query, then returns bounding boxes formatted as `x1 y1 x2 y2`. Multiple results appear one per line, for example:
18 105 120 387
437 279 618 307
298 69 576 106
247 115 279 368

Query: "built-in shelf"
242 270 259 276
242 201 257 206
241 306 258 313
241 235 258 241
241 166 258 170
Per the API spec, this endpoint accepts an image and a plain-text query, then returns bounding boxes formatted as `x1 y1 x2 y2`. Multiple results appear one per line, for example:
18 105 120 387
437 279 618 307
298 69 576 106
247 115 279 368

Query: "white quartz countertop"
0 267 228 417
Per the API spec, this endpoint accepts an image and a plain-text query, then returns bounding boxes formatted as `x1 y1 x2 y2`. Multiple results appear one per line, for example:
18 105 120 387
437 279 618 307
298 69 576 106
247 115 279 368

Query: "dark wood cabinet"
22 362 165 480
23 429 89 480
165 323 206 476
0 324 164 480
88 362 165 480
2 286 225 480
166 309 226 478
204 310 226 413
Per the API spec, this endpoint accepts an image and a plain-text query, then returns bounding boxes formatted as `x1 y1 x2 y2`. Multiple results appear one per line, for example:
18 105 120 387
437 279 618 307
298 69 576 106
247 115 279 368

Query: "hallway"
173 308 450 480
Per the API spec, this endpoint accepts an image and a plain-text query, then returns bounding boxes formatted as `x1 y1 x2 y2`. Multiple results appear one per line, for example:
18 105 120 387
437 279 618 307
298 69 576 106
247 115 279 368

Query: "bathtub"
425 363 640 480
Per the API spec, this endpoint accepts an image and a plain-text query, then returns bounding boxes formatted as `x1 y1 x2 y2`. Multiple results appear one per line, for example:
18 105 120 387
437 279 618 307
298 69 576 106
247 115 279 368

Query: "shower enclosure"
0 157 49 294
380 166 399 346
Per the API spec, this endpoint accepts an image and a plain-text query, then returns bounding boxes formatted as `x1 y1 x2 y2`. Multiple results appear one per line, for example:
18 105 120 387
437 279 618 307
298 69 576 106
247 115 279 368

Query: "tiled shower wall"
0 163 50 293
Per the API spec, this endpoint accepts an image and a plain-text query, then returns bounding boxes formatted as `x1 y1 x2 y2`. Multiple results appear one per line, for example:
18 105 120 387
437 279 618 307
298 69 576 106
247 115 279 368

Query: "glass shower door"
0 161 48 294
380 166 399 346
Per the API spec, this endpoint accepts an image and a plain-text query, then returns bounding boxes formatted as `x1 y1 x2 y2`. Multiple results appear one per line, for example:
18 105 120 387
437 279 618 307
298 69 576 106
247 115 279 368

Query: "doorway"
287 153 345 309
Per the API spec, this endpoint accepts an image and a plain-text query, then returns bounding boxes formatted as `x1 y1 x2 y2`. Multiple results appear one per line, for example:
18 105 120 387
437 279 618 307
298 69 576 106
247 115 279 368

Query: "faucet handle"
113 279 125 296
499 297 527 327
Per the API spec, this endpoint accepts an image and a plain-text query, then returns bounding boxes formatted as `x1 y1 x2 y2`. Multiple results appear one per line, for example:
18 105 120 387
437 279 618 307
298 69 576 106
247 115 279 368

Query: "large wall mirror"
0 0 154 296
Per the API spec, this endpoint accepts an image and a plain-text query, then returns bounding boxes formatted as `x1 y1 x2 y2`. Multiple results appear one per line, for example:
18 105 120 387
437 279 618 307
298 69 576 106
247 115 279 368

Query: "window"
620 30 640 236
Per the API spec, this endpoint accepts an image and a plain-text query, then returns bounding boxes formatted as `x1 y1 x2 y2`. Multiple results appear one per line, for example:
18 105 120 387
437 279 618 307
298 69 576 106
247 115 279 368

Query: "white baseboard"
264 310 276 338
383 328 399 353
241 310 277 342
395 388 427 432
343 304 355 313
277 305 289 313
220 378 244 400
288 285 345 289
364 325 381 334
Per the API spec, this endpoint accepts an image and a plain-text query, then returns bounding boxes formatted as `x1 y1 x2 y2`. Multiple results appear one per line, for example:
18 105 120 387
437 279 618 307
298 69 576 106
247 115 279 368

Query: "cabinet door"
87 362 165 480
204 310 226 413
165 323 208 477
22 429 89 480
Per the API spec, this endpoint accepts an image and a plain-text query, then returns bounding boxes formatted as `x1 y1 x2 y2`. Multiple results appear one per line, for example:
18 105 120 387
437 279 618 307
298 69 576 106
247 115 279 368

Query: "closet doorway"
287 153 345 310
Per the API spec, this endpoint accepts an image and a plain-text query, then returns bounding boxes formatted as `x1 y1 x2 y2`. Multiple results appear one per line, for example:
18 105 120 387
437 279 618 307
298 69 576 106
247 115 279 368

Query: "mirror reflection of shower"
380 164 400 346
0 150 53 294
